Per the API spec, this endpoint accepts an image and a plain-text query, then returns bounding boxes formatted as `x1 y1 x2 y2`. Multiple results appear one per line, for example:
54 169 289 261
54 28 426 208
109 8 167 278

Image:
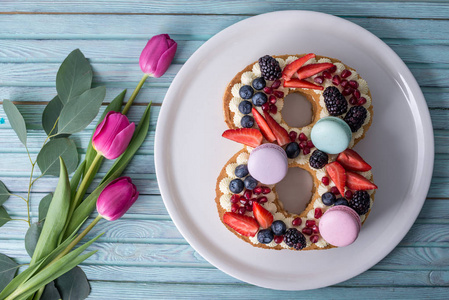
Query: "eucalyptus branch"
9 193 28 202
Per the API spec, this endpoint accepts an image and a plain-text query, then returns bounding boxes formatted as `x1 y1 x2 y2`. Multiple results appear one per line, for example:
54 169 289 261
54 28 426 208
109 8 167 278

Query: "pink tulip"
139 34 177 78
97 177 139 221
92 111 135 160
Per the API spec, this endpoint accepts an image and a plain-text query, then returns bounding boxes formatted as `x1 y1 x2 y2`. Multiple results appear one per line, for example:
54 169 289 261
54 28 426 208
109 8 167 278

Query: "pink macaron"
319 206 361 247
247 144 288 185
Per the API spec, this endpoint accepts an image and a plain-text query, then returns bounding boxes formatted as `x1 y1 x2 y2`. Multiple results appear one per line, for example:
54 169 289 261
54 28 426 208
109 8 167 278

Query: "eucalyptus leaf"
2 99 27 146
56 49 92 105
41 281 61 300
36 138 78 176
25 222 44 257
42 96 64 137
58 86 106 134
0 180 10 206
55 266 90 300
0 253 19 291
38 194 53 222
0 206 11 227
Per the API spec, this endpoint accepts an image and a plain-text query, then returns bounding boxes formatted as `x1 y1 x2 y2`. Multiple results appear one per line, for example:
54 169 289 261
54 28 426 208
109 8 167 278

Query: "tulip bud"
92 111 135 160
139 34 177 78
97 177 139 221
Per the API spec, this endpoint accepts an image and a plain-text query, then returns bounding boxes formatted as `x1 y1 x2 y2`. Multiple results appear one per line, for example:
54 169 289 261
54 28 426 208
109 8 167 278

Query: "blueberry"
238 100 252 114
271 220 287 236
252 92 267 106
334 198 349 206
239 85 254 99
252 77 266 90
244 175 258 190
322 192 336 206
235 164 249 178
229 179 244 194
257 229 274 244
285 142 300 159
241 115 254 128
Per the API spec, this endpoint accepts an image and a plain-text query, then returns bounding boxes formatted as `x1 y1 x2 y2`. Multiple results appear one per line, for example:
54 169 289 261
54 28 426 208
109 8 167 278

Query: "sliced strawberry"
346 172 378 190
337 149 372 172
326 162 346 195
282 53 316 81
251 108 276 142
283 78 324 90
253 202 273 229
263 111 290 146
222 128 263 148
296 63 335 80
223 212 259 237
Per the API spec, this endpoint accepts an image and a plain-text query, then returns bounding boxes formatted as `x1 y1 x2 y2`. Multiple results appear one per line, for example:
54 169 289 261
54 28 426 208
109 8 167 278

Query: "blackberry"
258 55 282 81
349 191 370 215
284 228 306 250
309 150 328 169
344 106 367 132
323 86 348 116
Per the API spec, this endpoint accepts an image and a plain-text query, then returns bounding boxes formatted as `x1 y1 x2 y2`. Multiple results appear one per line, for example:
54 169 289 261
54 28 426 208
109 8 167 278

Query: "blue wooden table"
1 1 449 298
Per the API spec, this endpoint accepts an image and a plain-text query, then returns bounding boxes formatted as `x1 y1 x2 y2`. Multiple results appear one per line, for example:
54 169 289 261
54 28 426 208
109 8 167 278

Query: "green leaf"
0 206 11 227
58 86 106 134
70 160 85 200
42 96 64 137
55 266 90 300
2 99 27 146
56 49 92 105
38 194 53 222
0 180 10 206
36 138 79 177
0 253 19 291
41 281 61 300
25 222 44 257
31 158 71 266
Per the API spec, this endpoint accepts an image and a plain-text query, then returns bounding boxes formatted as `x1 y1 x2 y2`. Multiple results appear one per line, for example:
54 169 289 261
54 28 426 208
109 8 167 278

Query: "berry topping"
271 80 281 89
238 100 253 115
349 96 358 106
251 108 276 142
345 190 353 200
342 88 353 96
330 186 340 195
222 128 263 148
263 87 273 94
231 203 239 213
328 65 337 73
262 186 271 194
262 103 270 112
340 80 349 88
253 202 274 229
285 142 300 159
259 55 282 81
307 140 314 148
346 172 378 190
269 95 277 104
274 235 284 244
323 86 348 116
322 70 332 79
252 92 268 106
238 207 246 214
282 53 316 81
299 133 308 141
263 111 291 146
246 204 253 212
321 192 336 206
314 76 324 84
296 63 335 80
326 161 346 195
284 228 306 250
350 191 371 215
240 115 254 128
314 208 323 219
322 176 330 186
332 75 341 86
269 104 278 114
292 217 302 226
312 225 320 234
344 105 367 132
229 179 244 194
305 220 316 228
337 149 372 172
302 227 312 235
230 194 240 204
309 150 329 169
257 229 274 244
258 196 268 204
349 80 359 89
253 186 262 195
271 220 287 235
235 164 249 178
358 97 367 106
310 235 319 243
239 85 254 99
274 90 284 98
252 77 266 90
244 175 258 190
341 69 352 78
303 147 311 155
223 212 259 237
243 189 252 199
353 89 361 99
283 78 324 90
334 198 349 206
289 131 298 142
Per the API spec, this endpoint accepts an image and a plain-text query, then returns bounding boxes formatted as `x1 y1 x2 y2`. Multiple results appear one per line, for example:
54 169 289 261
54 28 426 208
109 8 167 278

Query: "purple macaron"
319 205 361 247
247 144 288 185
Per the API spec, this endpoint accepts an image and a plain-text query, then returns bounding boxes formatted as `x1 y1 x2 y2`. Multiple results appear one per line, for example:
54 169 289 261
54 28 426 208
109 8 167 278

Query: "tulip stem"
122 74 149 115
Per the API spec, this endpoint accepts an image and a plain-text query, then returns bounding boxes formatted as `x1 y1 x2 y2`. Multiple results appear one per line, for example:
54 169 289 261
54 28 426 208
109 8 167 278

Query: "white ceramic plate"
155 11 434 290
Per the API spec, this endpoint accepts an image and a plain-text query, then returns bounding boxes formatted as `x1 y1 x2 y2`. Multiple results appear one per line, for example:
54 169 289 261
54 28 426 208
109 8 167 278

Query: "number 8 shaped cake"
215 54 377 250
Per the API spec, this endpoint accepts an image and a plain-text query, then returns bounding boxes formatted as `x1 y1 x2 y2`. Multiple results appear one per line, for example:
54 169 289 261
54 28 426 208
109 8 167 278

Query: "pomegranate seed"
269 95 277 105
299 141 307 149
353 89 361 99
251 197 258 203
263 87 273 94
247 199 254 206
271 80 281 89
302 227 313 235
262 103 270 112
262 186 271 194
292 217 302 226
299 133 308 141
274 91 284 98
245 204 253 212
345 190 353 199
306 220 316 228
358 97 367 106
314 208 323 219
244 190 252 199
238 207 246 214
303 147 311 155
314 76 324 84
274 235 284 244
349 96 358 105
328 65 337 73
253 186 262 195
312 225 320 234
341 69 352 78
349 80 359 89
230 194 240 203
322 71 332 79
307 140 314 148
240 198 248 205
231 203 239 213
330 186 340 195
269 104 278 114
322 176 330 186
340 79 348 88
258 196 268 204
332 75 341 85
289 131 298 142
342 88 353 96
310 235 319 243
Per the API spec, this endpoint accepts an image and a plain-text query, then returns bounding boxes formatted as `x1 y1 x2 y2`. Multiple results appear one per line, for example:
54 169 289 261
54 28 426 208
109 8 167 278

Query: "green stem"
122 74 149 115
11 218 30 223
71 152 102 211
25 163 35 227
9 193 27 202
33 287 44 300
